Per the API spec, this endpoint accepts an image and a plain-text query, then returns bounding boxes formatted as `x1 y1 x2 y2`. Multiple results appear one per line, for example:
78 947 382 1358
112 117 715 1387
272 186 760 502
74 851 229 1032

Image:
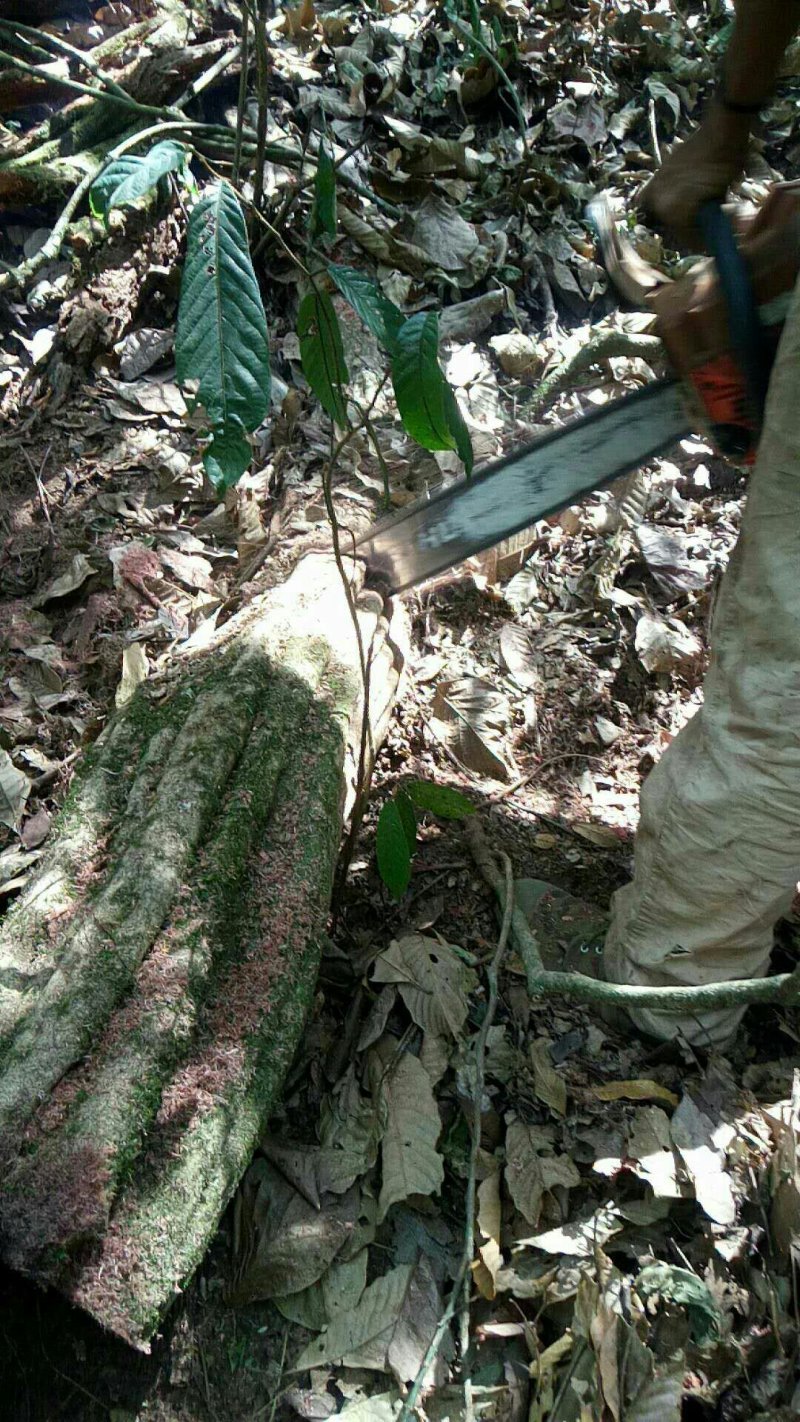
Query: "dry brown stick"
465 817 800 1012
490 751 604 804
461 850 513 1422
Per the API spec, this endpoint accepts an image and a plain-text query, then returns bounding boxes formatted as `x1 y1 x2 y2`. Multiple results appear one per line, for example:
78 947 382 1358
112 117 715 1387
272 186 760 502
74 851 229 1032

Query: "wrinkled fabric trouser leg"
604 274 800 1047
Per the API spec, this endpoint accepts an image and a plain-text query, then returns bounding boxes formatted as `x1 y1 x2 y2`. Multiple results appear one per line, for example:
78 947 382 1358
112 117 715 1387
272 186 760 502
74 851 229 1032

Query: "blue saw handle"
698 199 770 429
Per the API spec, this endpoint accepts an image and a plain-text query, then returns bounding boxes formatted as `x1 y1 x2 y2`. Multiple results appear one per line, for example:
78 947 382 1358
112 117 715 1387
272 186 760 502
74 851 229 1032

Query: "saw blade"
356 380 690 594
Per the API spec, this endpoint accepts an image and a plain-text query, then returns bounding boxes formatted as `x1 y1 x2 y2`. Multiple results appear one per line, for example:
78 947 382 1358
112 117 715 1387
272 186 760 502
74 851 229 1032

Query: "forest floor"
1 0 800 1418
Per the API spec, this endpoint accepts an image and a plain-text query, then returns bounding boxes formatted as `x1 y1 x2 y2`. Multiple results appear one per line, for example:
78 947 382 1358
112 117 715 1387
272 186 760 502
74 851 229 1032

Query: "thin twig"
450 19 529 157
0 46 179 119
398 1257 471 1422
173 41 243 112
22 445 55 547
648 96 662 166
233 4 250 185
461 851 514 1422
465 816 800 1013
490 751 603 804
252 0 270 213
325 379 394 900
397 854 514 1422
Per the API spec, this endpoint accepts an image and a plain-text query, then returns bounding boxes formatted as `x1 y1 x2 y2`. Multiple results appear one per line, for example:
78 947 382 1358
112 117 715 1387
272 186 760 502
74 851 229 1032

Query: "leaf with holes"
377 1053 444 1220
328 264 405 354
372 934 476 1039
175 182 270 486
406 781 474 820
298 289 349 427
311 143 337 242
376 800 412 899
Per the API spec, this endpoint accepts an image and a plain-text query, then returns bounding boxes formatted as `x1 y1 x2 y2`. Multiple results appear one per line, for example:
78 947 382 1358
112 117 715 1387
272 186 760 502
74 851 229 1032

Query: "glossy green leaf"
394 790 417 855
376 800 412 899
443 383 474 475
406 781 475 819
328 264 405 354
298 289 349 427
90 142 187 220
89 156 143 219
311 143 337 242
176 181 271 453
107 140 187 211
391 313 453 452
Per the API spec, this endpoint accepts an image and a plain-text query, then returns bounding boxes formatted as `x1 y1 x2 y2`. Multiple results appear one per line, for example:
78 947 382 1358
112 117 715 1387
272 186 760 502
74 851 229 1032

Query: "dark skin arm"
640 0 800 242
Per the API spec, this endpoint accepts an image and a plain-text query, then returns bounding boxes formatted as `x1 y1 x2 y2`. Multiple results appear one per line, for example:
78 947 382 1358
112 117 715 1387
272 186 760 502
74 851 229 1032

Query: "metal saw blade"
356 380 690 594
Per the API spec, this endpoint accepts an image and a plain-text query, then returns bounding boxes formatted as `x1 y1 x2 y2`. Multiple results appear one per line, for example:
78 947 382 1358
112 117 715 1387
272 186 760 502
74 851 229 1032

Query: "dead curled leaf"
530 1040 567 1117
590 1079 680 1109
430 677 514 782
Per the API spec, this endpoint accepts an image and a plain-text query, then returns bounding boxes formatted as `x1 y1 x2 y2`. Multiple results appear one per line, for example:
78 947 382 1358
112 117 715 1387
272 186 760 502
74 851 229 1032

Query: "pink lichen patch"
0 1141 114 1274
146 794 325 1144
70 1223 154 1351
24 938 195 1142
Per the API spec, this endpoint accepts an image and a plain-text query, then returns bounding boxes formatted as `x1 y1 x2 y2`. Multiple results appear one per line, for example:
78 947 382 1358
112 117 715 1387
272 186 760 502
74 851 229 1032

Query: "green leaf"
406 780 475 820
311 143 337 242
376 800 412 899
203 429 252 491
443 383 474 475
635 1264 719 1345
394 790 417 855
106 140 187 212
328 264 405 354
391 313 453 452
176 181 271 445
298 289 349 427
89 156 143 219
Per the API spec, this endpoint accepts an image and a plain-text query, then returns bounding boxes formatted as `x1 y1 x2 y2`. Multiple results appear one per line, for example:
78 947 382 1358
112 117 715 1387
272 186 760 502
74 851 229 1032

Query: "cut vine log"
0 554 406 1349
529 330 663 414
465 817 800 1012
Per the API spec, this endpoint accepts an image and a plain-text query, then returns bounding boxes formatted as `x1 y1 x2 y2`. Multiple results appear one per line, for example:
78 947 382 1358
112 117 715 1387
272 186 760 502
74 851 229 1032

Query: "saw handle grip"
698 199 770 428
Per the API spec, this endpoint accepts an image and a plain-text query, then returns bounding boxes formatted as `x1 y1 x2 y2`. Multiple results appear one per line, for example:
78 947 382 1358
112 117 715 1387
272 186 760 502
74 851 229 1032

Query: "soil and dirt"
1 0 800 1418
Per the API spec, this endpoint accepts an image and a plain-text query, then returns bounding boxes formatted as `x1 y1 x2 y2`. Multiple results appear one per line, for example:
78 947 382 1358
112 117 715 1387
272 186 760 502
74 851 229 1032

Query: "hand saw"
357 187 800 595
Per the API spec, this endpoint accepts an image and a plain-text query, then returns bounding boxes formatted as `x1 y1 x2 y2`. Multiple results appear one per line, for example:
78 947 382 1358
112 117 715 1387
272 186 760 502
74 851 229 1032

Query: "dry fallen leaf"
590 1079 680 1108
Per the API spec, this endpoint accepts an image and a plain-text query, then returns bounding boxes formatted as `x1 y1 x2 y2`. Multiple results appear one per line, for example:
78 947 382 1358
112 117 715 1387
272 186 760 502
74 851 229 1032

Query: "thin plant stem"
461 851 514 1422
252 0 270 213
232 3 251 185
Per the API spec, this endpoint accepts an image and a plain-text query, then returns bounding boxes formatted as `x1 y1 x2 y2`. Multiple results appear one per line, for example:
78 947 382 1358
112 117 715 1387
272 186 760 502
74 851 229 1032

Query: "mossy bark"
0 555 405 1349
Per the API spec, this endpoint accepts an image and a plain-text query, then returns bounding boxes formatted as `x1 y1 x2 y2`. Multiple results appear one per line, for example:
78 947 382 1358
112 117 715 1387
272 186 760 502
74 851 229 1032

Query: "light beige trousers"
604 274 800 1046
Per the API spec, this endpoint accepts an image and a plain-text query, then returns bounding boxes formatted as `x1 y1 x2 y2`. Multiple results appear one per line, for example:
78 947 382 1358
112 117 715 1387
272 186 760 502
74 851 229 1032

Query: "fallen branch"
465 817 800 1012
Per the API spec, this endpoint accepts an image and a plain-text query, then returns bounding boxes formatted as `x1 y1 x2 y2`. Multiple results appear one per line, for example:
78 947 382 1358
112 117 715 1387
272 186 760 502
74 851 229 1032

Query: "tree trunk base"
0 555 405 1349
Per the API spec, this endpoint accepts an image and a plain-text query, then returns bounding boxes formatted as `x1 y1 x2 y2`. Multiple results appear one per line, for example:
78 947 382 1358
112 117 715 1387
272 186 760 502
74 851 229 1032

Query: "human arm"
640 1 800 242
